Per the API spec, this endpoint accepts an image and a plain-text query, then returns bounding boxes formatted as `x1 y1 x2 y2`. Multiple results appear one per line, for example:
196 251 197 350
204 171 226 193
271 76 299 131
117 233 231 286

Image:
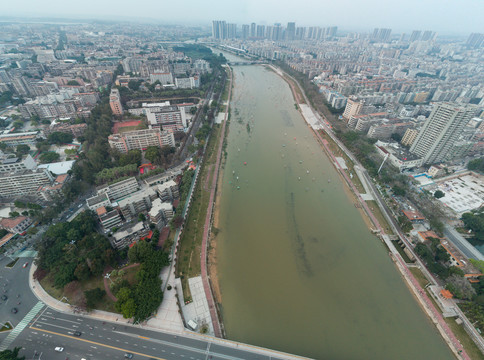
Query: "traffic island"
0 322 13 332
5 258 19 268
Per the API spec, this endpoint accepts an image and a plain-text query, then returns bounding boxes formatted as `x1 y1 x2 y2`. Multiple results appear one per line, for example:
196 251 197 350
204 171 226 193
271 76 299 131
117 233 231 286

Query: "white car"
54 347 64 352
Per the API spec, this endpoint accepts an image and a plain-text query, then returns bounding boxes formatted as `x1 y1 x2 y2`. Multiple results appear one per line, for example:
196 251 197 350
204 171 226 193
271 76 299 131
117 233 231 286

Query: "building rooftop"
434 173 484 215
38 160 75 175
0 216 27 229
113 221 145 241
402 209 425 221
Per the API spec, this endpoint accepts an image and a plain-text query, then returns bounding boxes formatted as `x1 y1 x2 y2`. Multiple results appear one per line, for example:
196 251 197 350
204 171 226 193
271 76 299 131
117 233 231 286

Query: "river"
214 50 454 360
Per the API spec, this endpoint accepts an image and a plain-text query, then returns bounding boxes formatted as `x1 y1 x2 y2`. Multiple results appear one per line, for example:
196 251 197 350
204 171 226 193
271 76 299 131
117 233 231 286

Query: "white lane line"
34 321 77 332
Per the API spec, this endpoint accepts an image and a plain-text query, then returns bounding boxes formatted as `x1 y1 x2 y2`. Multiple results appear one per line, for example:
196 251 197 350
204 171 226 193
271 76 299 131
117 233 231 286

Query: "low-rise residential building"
117 188 157 221
156 180 179 202
148 198 173 229
108 129 175 153
97 177 140 202
111 221 149 249
0 216 32 234
0 169 54 198
0 155 37 173
97 207 123 231
375 141 423 171
38 174 70 201
143 168 182 187
86 193 111 211
44 122 88 138
174 76 200 89
146 105 187 131
0 131 41 147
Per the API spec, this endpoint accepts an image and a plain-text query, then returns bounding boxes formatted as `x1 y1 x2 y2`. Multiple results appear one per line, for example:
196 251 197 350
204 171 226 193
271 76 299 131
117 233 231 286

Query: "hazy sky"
4 0 484 35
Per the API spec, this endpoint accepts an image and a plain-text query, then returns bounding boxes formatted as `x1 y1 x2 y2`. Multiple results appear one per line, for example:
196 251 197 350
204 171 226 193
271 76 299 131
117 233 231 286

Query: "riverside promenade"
274 65 471 360
200 65 233 338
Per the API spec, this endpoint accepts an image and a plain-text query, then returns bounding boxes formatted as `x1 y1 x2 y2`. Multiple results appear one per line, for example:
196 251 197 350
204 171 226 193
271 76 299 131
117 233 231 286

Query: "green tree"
39 151 60 164
392 185 406 196
121 298 137 318
128 80 141 91
145 146 162 164
0 347 25 359
433 190 445 199
468 158 484 174
16 144 30 156
84 288 106 310
74 262 91 281
462 210 484 241
48 132 73 144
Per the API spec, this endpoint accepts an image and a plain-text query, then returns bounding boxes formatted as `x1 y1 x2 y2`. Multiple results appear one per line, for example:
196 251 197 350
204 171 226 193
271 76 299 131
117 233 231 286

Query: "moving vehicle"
55 347 64 352
23 262 29 268
124 353 133 359
11 308 18 314
74 331 82 336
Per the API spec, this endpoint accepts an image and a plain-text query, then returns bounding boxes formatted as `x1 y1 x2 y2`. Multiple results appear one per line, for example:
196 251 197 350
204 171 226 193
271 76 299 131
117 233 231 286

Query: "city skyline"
2 0 483 35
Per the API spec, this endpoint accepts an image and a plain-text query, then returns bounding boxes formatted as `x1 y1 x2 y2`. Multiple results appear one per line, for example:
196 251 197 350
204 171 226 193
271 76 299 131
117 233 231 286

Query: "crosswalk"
12 249 37 258
0 301 44 351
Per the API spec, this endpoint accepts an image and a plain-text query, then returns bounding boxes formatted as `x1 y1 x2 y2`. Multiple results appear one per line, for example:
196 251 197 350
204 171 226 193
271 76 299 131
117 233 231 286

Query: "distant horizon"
0 15 477 38
1 0 483 36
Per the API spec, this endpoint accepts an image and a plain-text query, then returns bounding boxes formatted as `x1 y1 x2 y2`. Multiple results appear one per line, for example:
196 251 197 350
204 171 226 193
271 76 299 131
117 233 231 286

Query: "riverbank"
272 63 471 359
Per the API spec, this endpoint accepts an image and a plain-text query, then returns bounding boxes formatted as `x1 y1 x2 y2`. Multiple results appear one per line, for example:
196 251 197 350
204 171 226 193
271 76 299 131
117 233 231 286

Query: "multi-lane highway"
15 307 288 360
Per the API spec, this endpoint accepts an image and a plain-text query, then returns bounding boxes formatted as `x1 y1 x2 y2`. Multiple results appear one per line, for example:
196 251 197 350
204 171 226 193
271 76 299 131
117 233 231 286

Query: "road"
10 307 288 360
443 224 484 261
0 254 38 346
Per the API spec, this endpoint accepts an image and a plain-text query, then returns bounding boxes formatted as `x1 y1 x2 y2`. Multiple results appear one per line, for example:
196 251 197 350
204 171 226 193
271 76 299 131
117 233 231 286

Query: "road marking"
0 301 44 351
29 326 168 360
35 320 77 332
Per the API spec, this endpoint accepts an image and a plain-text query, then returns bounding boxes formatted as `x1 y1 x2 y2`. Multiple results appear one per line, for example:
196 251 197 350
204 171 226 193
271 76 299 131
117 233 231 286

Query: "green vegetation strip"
445 318 484 360
0 322 13 332
5 258 19 268
365 200 394 235
176 124 223 302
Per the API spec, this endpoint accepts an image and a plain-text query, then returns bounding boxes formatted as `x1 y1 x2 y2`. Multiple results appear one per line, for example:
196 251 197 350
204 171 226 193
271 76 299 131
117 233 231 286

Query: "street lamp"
104 272 113 284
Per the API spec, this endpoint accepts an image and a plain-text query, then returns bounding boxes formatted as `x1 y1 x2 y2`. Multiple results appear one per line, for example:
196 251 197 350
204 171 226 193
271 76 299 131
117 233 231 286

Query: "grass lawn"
0 322 12 332
392 241 413 263
365 200 394 235
175 124 223 302
117 125 139 134
409 267 430 288
445 318 484 360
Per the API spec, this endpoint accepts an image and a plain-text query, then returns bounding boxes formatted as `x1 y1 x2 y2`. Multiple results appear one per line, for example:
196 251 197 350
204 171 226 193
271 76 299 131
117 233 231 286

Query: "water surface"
216 52 453 360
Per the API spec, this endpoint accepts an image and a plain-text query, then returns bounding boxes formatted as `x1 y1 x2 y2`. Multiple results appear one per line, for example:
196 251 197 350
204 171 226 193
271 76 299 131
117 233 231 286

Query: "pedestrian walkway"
176 276 214 335
146 265 184 333
14 250 37 258
0 301 44 351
